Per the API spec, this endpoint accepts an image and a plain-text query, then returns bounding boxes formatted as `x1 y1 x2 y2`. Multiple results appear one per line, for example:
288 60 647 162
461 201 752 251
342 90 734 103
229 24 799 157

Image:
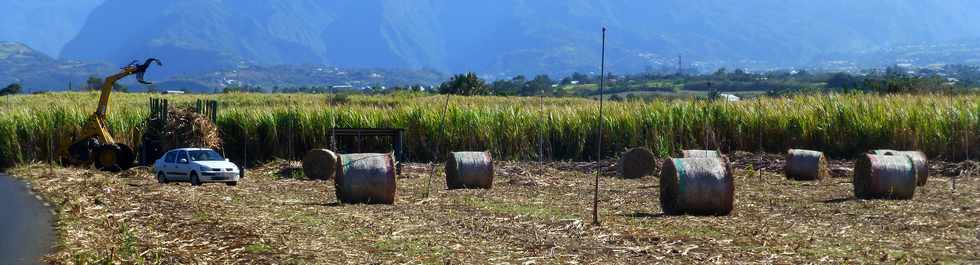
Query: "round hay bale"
446 151 494 189
335 153 396 204
618 147 657 179
303 149 338 180
870 150 929 186
854 154 916 200
784 149 829 181
660 157 734 216
682 150 722 158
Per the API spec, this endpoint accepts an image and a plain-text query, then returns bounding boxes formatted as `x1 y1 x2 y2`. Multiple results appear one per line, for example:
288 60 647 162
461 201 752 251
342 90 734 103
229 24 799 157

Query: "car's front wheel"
190 172 202 186
157 171 168 184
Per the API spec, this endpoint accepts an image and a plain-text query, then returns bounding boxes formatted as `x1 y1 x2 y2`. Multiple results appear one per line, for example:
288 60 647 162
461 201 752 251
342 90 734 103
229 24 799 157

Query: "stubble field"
10 153 980 264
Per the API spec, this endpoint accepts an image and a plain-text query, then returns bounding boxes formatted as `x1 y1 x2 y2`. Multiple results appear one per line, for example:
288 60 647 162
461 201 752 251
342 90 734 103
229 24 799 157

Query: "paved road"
0 173 54 265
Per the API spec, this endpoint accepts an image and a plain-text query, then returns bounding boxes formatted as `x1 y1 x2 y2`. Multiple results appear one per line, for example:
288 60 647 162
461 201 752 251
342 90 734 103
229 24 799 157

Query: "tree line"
3 64 978 97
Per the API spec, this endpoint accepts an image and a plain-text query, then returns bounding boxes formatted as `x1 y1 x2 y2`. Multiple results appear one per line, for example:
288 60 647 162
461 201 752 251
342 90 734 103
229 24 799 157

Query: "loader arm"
57 58 161 170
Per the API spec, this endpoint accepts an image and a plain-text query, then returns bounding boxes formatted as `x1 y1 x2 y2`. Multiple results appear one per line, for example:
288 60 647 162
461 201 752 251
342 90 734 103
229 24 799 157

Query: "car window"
164 152 176 163
189 150 224 161
177 151 188 163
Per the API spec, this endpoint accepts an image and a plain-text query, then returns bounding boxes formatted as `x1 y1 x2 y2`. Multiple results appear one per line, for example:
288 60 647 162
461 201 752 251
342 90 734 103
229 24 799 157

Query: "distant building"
162 90 185 95
719 93 740 102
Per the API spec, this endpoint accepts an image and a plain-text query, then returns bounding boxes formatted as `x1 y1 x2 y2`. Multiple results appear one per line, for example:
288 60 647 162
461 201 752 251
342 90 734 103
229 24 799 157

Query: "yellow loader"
57 58 161 172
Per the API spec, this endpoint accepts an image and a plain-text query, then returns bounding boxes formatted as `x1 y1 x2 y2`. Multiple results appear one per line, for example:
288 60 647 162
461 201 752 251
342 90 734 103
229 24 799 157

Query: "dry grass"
9 153 980 264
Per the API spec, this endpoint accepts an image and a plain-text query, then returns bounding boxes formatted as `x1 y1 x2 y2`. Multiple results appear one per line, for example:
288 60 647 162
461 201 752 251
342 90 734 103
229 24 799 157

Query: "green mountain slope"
0 41 110 92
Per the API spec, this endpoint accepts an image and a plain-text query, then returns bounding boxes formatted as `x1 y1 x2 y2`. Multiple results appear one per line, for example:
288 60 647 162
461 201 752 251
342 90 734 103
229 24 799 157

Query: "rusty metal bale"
871 150 929 186
784 149 829 181
618 147 657 179
302 149 338 180
335 153 396 204
660 157 735 216
900 151 929 186
682 150 722 158
853 154 916 200
446 151 494 189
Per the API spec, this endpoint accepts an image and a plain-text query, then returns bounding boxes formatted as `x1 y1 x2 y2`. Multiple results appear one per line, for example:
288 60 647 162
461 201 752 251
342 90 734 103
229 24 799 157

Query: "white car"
153 148 241 186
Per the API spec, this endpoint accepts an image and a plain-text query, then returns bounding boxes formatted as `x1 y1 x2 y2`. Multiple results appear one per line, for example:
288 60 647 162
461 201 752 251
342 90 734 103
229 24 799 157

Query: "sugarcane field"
0 92 977 264
5 2 980 264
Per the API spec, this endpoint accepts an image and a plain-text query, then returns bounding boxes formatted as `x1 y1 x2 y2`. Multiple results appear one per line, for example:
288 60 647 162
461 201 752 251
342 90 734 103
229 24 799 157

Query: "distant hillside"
168 65 445 93
59 0 980 77
0 42 443 92
0 42 110 92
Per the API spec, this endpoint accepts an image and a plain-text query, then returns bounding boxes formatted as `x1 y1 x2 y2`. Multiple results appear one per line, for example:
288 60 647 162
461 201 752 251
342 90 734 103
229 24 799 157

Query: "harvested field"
9 153 980 264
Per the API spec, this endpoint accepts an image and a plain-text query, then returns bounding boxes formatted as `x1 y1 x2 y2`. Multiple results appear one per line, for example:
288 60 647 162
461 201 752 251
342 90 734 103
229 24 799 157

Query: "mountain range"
0 41 110 92
3 0 980 87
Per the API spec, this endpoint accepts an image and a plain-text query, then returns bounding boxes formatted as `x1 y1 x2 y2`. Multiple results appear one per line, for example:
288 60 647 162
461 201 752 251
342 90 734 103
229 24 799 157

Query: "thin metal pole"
330 94 339 153
426 92 452 198
593 27 606 226
539 90 545 164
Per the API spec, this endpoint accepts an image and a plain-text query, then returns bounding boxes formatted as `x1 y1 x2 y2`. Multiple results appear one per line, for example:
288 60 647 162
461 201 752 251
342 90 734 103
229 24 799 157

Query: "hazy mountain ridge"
9 0 980 79
0 0 104 57
0 41 110 92
0 41 444 92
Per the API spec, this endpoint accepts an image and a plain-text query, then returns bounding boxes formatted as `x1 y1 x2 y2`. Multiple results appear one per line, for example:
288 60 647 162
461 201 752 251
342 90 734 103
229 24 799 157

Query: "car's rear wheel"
226 181 238 186
157 171 168 184
190 172 202 186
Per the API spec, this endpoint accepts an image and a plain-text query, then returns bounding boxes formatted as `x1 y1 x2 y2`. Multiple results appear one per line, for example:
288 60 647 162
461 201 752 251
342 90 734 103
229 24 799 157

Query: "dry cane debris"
8 153 980 264
144 107 223 151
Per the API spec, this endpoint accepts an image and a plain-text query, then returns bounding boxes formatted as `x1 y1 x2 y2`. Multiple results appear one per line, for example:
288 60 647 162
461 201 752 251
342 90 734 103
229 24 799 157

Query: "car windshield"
188 150 224 161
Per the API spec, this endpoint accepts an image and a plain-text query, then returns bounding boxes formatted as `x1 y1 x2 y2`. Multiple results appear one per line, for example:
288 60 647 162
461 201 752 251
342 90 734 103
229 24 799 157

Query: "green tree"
113 83 128 92
86 76 103 91
223 84 243 93
1 83 22 95
490 75 528 96
826 73 861 90
439 73 489 96
713 68 728 78
523 75 553 96
570 72 591 83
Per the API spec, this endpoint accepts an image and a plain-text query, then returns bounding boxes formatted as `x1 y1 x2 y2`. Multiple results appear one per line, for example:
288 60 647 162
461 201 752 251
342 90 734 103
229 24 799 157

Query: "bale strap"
673 159 687 195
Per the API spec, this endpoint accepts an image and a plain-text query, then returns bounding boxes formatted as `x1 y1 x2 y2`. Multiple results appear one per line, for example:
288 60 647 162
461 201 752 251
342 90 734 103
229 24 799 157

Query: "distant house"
162 90 185 95
719 93 740 102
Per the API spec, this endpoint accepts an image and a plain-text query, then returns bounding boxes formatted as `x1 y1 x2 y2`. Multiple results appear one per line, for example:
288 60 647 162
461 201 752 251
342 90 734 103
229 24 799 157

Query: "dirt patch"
9 153 980 264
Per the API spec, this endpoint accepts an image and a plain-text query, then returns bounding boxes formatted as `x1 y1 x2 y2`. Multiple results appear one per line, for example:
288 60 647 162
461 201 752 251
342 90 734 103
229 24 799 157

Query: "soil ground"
9 152 980 264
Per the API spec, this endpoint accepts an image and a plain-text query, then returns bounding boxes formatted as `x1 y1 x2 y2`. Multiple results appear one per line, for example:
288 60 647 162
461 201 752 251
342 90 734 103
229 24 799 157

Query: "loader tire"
94 144 123 172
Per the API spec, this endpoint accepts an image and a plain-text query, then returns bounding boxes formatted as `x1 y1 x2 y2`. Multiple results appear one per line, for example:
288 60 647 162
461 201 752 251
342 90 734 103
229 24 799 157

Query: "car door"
161 151 177 178
175 151 191 181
